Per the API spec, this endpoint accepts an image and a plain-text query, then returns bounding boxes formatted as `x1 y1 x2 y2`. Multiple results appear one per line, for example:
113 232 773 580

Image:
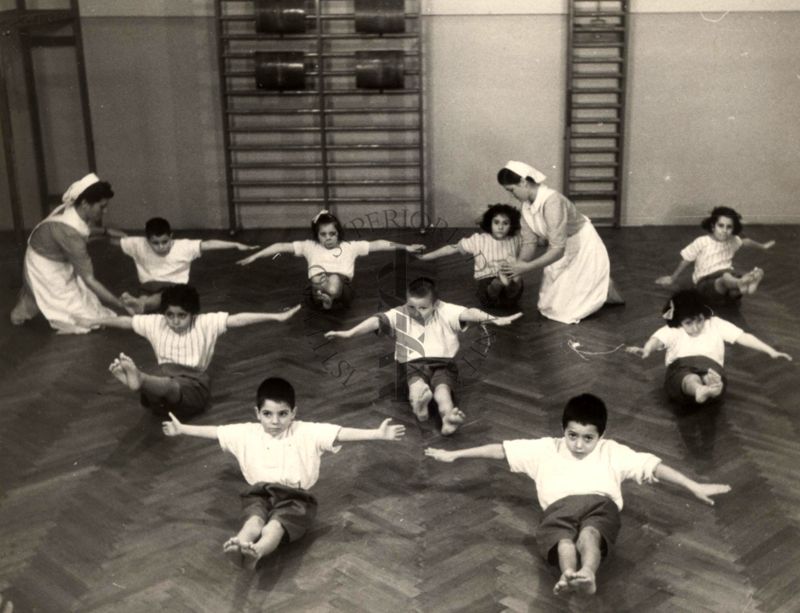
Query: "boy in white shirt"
325 277 521 435
162 377 405 567
115 217 258 313
425 394 731 596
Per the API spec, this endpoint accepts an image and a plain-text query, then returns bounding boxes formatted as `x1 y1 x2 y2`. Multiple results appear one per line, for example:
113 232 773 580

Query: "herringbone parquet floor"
0 225 798 613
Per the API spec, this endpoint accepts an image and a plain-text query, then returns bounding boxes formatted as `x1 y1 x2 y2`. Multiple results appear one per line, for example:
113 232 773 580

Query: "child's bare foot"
698 369 724 402
223 537 244 567
553 572 574 595
440 408 466 436
744 267 764 295
568 568 597 595
412 388 433 421
240 541 263 570
108 353 143 391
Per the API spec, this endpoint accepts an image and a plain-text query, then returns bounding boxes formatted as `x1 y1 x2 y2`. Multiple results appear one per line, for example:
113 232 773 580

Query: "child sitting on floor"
81 284 300 420
425 393 731 596
236 210 425 311
161 376 405 568
115 217 259 313
626 289 791 405
417 203 524 308
655 206 775 304
324 277 521 435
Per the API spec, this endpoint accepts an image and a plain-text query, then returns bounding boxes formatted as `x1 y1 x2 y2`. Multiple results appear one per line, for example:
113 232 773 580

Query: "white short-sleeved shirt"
503 437 662 511
131 312 228 371
120 237 202 284
457 233 522 279
680 235 743 284
652 316 744 367
217 420 342 489
292 240 371 280
378 300 467 363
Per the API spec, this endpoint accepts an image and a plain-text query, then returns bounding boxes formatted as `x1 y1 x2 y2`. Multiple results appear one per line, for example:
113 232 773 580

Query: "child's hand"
770 350 792 361
491 312 523 326
655 276 673 287
324 330 347 340
236 253 261 266
377 418 405 440
237 243 260 251
424 447 456 462
162 412 183 437
275 304 302 321
691 482 731 506
625 346 645 358
763 240 776 250
405 244 426 254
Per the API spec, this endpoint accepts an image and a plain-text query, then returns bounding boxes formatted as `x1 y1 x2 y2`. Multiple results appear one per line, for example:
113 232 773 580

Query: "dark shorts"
240 483 318 543
476 276 524 309
140 280 176 294
537 494 621 565
304 275 354 311
664 356 726 405
696 269 742 305
406 358 459 392
139 363 210 420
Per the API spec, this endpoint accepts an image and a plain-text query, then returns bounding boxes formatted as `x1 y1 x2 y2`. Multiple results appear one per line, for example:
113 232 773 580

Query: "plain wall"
2 3 799 230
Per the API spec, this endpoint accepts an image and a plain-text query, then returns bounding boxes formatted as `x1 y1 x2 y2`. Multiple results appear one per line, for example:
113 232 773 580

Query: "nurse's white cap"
503 160 546 184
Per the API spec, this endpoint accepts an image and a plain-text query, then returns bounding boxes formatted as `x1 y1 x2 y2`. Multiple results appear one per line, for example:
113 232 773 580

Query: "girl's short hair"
311 211 345 242
76 181 114 205
662 289 712 327
160 284 201 315
479 203 522 236
700 206 743 235
561 393 607 436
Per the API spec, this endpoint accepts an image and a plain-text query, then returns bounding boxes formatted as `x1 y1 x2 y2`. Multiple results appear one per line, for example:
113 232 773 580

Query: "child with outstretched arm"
325 277 521 435
80 284 300 420
162 377 405 568
426 394 730 596
114 217 259 313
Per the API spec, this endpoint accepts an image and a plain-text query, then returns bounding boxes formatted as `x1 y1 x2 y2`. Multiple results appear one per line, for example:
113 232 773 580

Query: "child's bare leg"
408 377 433 421
240 519 285 568
109 353 181 404
486 277 505 298
681 373 718 404
554 539 578 595
224 515 264 565
434 384 465 436
569 526 601 595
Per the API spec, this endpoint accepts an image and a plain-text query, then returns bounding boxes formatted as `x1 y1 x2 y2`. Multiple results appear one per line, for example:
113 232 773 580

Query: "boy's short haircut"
145 217 172 238
311 211 345 242
662 289 712 328
160 284 200 314
561 393 608 436
700 206 743 235
479 203 522 236
256 377 296 409
77 181 114 205
407 277 437 300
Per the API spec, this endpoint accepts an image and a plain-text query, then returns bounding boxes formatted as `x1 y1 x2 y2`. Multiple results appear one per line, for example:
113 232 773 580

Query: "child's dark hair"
76 181 114 205
145 217 172 238
479 203 522 236
408 277 437 300
562 393 607 436
160 284 200 315
497 167 538 187
662 289 712 327
311 211 345 242
257 377 296 409
700 206 743 235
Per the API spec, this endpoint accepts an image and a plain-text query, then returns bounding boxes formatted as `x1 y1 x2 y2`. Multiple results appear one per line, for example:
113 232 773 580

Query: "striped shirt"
132 312 228 371
680 235 743 284
457 233 522 279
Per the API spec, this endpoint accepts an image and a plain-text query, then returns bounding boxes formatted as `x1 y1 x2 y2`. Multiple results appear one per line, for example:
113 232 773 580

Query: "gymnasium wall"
2 1 799 231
